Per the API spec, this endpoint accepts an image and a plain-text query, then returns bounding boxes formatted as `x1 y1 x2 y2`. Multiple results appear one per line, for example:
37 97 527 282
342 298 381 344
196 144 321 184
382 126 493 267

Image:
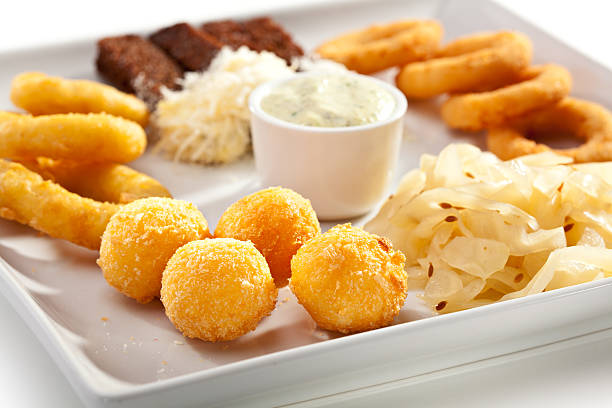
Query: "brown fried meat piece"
201 20 256 50
96 35 183 107
95 17 302 107
201 17 303 63
244 17 304 63
150 23 223 72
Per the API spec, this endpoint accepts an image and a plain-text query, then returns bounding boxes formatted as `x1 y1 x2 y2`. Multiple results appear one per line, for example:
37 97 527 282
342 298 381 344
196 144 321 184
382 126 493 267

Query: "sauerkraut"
365 144 612 313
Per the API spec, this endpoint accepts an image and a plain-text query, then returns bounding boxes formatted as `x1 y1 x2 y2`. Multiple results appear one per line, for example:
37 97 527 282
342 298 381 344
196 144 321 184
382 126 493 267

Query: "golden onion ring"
487 97 612 162
317 20 442 74
441 64 572 131
0 159 118 250
10 72 149 126
0 111 146 164
396 31 532 99
20 158 171 204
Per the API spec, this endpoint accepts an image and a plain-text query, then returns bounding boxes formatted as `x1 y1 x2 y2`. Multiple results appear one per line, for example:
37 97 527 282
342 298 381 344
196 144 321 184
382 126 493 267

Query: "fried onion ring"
0 159 118 250
10 72 149 126
20 158 171 204
316 20 442 74
0 111 146 163
396 31 532 99
487 97 612 162
441 64 572 131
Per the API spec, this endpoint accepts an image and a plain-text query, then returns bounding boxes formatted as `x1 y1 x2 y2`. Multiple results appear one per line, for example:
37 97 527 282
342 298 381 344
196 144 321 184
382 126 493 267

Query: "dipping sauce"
260 74 396 127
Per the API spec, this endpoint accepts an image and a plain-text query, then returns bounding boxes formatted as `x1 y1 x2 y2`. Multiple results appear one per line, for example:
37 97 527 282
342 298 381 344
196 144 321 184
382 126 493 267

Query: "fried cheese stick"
0 159 118 250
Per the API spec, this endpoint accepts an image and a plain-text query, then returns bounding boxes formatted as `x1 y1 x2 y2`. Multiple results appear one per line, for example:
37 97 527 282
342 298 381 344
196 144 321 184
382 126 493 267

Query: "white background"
1 0 612 406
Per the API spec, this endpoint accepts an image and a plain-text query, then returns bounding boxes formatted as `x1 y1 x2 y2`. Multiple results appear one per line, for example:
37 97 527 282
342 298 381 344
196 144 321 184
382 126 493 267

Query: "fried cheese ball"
290 224 407 334
161 238 278 342
215 187 320 287
97 197 211 303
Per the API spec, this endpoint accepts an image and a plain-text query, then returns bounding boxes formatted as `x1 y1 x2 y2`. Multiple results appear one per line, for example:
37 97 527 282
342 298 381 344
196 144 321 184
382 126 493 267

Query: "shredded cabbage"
365 144 612 314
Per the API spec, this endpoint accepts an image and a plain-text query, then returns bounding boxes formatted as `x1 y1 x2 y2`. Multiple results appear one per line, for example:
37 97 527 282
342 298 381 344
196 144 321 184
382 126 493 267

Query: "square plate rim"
2 253 612 400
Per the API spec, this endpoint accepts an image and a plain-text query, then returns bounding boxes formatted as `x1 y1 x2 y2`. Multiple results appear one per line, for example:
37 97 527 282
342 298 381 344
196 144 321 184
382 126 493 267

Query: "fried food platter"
1 0 612 407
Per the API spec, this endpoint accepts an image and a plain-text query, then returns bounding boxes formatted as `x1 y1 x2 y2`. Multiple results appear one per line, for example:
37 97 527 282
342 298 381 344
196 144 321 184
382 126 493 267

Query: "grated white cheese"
152 46 295 164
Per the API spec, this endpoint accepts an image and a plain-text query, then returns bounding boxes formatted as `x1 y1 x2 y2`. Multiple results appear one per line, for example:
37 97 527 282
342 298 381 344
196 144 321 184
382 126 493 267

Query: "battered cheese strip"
0 159 118 250
21 158 172 204
0 111 146 163
10 72 149 126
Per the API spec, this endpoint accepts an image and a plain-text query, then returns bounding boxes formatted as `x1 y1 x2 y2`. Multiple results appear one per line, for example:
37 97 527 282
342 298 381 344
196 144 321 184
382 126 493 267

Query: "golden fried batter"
317 20 442 74
487 97 612 162
10 72 149 126
0 111 146 163
396 31 532 99
20 158 171 204
0 159 118 250
441 64 572 131
290 224 407 334
161 238 278 342
215 187 320 287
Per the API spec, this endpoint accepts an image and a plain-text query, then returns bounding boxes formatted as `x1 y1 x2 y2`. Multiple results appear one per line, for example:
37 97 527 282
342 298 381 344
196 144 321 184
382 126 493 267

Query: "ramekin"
249 72 407 220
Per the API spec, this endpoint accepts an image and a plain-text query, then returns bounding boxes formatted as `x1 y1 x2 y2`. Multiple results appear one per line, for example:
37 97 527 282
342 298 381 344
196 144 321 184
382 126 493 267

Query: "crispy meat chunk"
150 23 223 72
201 20 255 50
201 17 303 63
243 17 304 63
96 35 182 107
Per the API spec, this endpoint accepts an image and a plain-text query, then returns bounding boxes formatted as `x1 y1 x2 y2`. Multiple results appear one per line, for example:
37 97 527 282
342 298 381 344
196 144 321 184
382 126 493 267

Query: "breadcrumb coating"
290 224 407 334
161 238 278 342
215 187 320 287
97 197 211 303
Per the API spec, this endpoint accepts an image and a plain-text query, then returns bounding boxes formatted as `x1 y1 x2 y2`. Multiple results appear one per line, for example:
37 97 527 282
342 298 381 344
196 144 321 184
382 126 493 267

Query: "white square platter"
1 0 612 407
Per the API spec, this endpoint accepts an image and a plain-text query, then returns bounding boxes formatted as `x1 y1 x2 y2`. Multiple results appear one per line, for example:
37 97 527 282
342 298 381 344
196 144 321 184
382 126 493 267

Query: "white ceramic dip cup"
249 72 407 220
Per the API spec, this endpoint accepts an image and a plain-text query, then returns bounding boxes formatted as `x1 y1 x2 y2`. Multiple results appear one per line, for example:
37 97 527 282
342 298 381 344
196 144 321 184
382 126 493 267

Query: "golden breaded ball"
290 224 407 334
161 238 278 342
215 187 320 287
97 197 211 303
